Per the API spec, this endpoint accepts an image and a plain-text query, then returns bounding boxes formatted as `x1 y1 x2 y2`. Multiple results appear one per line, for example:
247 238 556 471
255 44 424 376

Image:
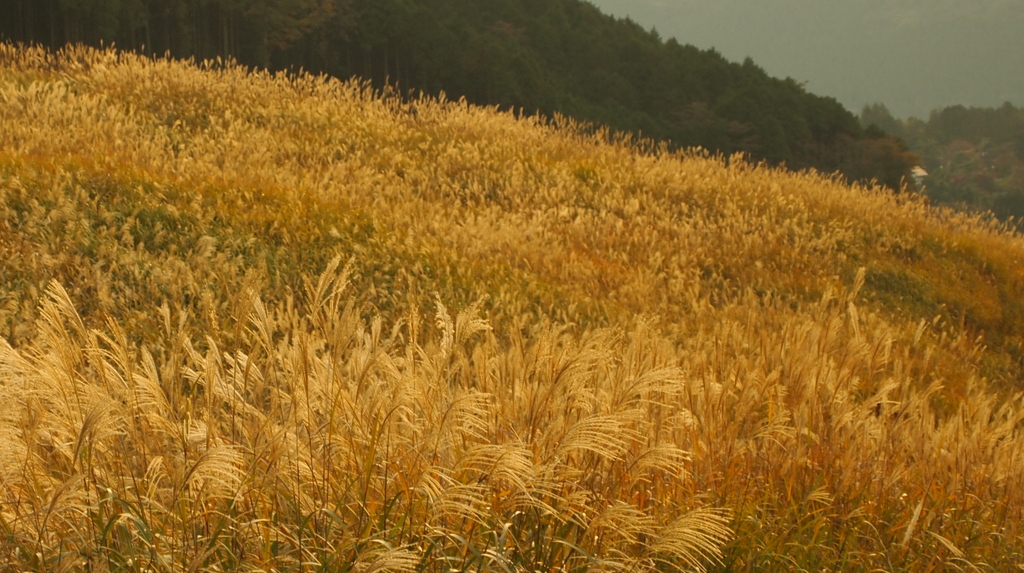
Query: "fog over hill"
587 0 1024 119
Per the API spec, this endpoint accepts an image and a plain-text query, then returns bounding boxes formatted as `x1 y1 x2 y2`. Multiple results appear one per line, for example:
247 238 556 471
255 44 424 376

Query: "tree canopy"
863 102 1024 221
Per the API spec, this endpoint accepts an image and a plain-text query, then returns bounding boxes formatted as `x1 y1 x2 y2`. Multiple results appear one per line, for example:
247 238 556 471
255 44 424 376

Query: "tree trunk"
49 2 56 47
221 3 230 57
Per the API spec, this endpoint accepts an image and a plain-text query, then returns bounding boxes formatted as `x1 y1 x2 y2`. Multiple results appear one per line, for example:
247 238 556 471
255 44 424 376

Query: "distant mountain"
1 0 916 189
862 102 1024 221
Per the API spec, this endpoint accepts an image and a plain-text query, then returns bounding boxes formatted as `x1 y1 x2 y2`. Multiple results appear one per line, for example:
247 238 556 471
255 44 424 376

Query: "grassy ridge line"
1 44 1024 570
2 42 1022 382
4 44 1022 342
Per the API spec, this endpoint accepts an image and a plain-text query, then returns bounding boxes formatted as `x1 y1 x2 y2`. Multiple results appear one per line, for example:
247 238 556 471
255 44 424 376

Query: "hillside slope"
0 0 918 189
2 45 1024 571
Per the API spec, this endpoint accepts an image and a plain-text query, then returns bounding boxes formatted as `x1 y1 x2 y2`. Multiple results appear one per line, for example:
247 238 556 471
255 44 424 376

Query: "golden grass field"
1 44 1024 571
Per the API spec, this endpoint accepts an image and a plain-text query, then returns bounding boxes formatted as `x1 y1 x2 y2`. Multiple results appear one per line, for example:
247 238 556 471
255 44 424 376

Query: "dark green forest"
2 0 916 189
863 102 1024 221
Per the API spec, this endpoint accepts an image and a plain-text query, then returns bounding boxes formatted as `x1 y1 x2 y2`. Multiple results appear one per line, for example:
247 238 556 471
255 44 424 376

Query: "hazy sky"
585 0 1024 119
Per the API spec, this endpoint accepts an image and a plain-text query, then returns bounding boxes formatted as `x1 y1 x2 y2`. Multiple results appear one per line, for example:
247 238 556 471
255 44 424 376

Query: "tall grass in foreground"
1 271 731 572
2 44 1024 570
